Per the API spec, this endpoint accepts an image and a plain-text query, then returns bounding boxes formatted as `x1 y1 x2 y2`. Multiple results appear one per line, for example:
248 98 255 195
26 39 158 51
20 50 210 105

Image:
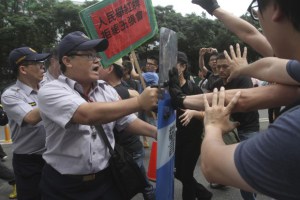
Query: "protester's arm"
183 84 300 112
169 66 300 112
123 118 157 139
192 0 273 57
130 65 141 80
179 109 204 126
199 48 209 76
23 108 42 125
72 87 158 125
128 89 139 98
225 44 300 85
201 87 255 191
227 56 298 85
212 8 273 57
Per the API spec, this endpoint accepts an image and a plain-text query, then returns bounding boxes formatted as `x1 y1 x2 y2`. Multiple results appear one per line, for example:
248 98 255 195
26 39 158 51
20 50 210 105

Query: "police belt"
64 167 110 182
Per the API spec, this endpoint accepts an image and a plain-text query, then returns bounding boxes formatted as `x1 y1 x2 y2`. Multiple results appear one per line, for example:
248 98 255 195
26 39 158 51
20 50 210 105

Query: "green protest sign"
80 0 158 67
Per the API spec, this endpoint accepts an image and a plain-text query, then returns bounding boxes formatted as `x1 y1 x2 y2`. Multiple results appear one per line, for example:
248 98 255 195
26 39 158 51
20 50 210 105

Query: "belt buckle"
83 174 95 182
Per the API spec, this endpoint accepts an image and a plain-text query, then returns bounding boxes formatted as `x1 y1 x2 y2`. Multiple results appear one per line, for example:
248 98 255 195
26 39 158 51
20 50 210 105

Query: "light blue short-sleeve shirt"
40 70 56 86
1 80 46 154
143 72 159 86
38 75 136 174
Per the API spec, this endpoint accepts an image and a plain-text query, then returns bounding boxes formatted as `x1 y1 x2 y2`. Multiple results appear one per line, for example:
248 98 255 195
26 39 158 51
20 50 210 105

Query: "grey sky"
151 0 253 18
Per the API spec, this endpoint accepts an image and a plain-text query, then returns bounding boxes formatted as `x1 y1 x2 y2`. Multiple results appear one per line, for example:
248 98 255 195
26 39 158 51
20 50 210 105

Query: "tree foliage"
0 0 90 88
0 1 263 87
141 5 262 74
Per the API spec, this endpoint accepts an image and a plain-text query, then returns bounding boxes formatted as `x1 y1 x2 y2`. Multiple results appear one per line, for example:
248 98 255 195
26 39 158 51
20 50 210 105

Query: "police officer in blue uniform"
37 31 158 200
1 47 50 200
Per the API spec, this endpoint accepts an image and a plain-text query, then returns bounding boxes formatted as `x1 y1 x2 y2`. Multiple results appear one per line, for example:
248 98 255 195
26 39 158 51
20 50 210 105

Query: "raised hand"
192 0 220 15
224 43 248 83
199 48 207 56
203 87 240 134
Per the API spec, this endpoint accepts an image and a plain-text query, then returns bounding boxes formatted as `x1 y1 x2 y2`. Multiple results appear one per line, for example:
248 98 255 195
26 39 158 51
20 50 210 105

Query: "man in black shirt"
98 59 155 200
212 52 259 200
212 53 260 140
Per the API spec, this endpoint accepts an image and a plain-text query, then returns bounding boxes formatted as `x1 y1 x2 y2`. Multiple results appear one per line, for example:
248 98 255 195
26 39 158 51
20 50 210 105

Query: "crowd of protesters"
1 0 300 200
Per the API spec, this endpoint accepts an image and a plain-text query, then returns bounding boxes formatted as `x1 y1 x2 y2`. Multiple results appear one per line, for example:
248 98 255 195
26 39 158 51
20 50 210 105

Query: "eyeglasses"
146 62 157 67
22 61 45 68
247 0 259 21
68 53 100 62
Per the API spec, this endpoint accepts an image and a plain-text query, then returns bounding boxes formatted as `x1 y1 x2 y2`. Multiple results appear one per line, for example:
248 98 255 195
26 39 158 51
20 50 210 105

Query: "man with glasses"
37 31 158 199
1 47 50 200
130 55 159 147
169 0 300 199
192 0 283 126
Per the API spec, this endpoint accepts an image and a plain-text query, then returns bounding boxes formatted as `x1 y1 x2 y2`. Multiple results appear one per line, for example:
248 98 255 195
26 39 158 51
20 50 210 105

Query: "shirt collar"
16 80 37 96
58 75 108 95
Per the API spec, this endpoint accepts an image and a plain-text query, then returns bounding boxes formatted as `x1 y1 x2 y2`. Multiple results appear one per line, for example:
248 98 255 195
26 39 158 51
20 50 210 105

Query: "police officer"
0 103 17 198
37 31 158 200
1 47 50 200
0 104 8 161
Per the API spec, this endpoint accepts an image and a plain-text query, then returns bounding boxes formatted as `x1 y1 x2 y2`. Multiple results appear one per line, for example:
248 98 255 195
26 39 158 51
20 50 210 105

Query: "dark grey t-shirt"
234 60 300 199
286 60 300 81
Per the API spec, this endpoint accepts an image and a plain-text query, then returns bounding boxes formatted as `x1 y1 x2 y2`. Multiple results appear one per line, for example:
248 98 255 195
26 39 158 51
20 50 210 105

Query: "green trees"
0 1 261 87
148 5 262 74
0 0 89 87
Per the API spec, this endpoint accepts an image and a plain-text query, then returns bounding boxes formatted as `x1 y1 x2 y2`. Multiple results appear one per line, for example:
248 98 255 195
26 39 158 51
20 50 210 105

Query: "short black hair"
177 51 190 80
146 55 159 65
122 60 133 73
122 55 130 62
177 51 188 65
258 0 300 31
216 52 226 60
112 63 124 79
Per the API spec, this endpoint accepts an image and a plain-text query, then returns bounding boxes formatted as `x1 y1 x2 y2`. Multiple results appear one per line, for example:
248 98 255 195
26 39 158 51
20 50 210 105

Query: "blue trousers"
13 153 45 200
40 164 122 200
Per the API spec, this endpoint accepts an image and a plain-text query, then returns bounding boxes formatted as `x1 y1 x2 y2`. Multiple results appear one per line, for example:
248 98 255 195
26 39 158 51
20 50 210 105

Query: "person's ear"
108 65 114 73
62 56 72 69
272 2 284 22
18 65 27 75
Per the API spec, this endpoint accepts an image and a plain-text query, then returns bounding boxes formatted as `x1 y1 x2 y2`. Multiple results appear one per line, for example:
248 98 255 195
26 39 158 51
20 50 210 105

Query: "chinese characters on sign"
90 0 152 59
97 0 143 38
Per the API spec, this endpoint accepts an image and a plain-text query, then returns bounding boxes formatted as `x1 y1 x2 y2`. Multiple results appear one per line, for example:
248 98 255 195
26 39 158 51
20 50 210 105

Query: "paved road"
0 110 272 200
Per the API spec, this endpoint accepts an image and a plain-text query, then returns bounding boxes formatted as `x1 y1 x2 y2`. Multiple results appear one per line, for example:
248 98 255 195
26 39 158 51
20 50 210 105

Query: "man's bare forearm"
237 58 298 85
184 84 300 112
213 8 273 57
